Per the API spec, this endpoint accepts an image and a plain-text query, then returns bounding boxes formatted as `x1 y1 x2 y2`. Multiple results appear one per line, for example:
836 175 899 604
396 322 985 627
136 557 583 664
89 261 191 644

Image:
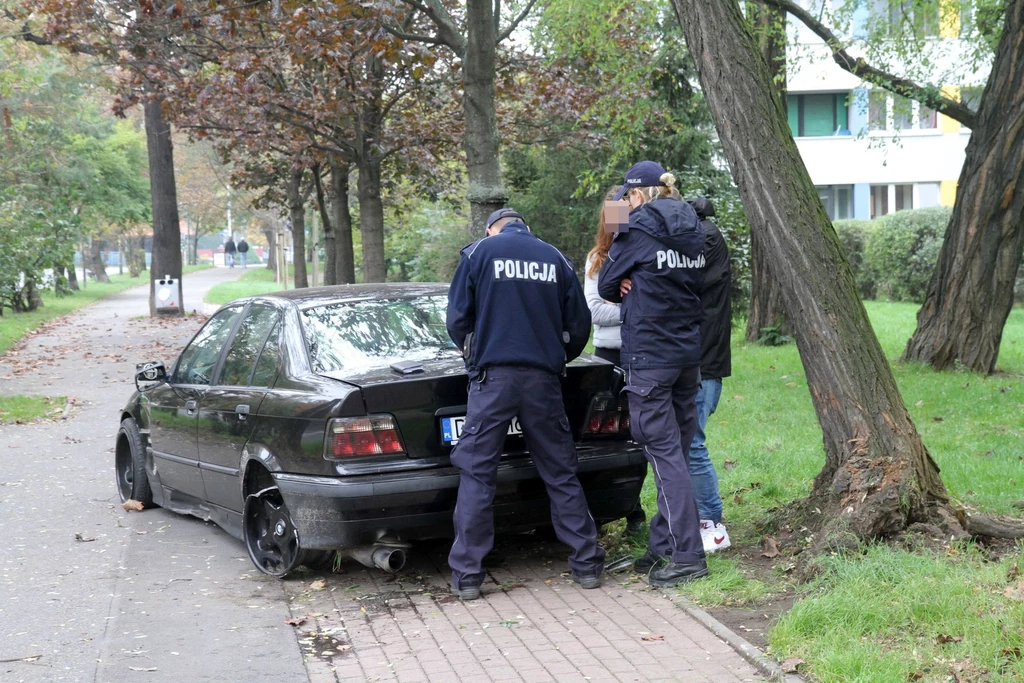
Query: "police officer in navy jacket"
598 161 710 587
446 208 604 600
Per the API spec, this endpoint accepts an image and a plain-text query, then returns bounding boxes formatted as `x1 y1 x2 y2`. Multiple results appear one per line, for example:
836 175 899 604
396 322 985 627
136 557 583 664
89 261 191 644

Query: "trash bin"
155 275 180 314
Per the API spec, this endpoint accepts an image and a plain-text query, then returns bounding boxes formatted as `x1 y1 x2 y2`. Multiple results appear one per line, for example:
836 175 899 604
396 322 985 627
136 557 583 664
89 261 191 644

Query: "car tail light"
325 415 406 459
583 396 630 437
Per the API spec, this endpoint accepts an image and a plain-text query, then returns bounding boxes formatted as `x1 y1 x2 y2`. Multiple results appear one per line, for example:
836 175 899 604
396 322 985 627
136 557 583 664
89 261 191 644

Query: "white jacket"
584 253 622 350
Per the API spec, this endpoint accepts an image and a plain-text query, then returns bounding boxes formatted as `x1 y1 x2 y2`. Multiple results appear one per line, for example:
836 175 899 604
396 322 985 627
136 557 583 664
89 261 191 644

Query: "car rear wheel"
243 485 325 577
115 418 153 507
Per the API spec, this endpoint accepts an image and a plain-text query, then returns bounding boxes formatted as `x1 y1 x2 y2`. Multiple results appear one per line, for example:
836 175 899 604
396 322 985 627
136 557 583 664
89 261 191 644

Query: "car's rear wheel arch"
242 460 275 498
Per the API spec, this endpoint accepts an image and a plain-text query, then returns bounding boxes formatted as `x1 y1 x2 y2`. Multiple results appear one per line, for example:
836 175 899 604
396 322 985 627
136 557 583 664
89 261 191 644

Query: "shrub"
833 219 875 299
863 206 949 302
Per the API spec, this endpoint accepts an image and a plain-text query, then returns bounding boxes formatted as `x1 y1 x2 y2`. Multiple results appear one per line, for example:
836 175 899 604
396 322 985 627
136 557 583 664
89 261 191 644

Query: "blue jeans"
690 378 723 523
239 252 247 268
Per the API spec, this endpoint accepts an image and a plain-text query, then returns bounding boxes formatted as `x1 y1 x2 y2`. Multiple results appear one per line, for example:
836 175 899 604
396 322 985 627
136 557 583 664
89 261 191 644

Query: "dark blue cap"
485 208 525 232
612 161 667 201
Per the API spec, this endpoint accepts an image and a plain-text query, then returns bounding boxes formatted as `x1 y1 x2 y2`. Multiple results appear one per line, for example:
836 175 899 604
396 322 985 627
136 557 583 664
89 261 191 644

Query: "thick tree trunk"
462 0 508 232
312 165 336 286
745 0 790 342
286 167 309 289
66 264 79 291
331 159 356 284
670 0 951 539
357 158 386 282
143 97 183 317
902 3 1024 373
264 228 277 274
88 238 111 283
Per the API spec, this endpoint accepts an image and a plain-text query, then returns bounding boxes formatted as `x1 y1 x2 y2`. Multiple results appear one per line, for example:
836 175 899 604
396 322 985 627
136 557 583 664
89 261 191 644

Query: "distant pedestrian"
237 238 250 268
598 160 708 587
446 208 604 601
224 237 237 268
686 197 732 554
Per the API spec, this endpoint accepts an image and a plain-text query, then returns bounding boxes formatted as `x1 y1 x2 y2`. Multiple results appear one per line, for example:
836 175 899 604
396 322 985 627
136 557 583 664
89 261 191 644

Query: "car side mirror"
135 362 168 391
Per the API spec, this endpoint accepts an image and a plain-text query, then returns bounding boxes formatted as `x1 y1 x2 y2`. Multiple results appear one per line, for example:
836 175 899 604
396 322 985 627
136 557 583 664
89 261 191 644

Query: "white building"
787 1 989 220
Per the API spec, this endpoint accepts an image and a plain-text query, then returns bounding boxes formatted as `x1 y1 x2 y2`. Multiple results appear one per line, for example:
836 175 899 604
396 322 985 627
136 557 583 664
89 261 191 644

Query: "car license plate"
441 416 522 444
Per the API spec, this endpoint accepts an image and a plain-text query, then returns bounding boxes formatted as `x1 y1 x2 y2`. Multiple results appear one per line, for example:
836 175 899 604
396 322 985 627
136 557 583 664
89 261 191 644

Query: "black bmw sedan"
116 284 645 577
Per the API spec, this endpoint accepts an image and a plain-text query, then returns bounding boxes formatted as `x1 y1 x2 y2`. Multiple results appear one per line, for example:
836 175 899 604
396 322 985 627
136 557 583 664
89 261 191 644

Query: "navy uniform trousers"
624 365 706 564
449 366 606 590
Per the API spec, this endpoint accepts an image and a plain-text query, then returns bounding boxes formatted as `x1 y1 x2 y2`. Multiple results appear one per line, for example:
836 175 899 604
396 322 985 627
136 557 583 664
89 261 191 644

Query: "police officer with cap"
598 160 709 587
446 208 604 600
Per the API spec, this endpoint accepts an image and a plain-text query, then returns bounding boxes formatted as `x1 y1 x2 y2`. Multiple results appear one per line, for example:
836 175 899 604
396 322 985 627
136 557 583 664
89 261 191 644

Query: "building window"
870 183 935 218
817 185 854 221
894 184 913 211
870 185 889 219
788 93 849 137
868 92 942 132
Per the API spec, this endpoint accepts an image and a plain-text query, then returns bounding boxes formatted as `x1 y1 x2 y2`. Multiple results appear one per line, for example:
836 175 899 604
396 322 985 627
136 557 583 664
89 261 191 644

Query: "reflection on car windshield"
302 296 459 374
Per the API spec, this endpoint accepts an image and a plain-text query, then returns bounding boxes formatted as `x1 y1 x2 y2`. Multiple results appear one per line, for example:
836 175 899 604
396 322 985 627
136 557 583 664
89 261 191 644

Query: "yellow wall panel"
940 0 961 37
939 86 962 133
940 180 958 206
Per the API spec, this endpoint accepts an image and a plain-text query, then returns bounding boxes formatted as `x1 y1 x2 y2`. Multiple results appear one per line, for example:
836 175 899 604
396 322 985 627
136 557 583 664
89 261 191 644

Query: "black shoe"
648 561 709 587
451 584 482 600
632 549 667 573
572 570 602 589
625 517 646 535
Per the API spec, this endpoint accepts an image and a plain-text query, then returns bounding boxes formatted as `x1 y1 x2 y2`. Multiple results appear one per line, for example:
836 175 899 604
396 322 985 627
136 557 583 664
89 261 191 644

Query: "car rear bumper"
273 443 646 549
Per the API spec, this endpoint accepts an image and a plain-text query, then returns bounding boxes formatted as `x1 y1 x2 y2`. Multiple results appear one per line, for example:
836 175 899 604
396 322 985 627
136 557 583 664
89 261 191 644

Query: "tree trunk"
143 96 184 316
357 157 386 282
66 264 79 291
331 159 356 284
88 237 111 283
744 0 790 343
462 0 509 232
286 167 309 289
313 164 336 286
670 0 952 540
264 227 277 274
902 3 1024 374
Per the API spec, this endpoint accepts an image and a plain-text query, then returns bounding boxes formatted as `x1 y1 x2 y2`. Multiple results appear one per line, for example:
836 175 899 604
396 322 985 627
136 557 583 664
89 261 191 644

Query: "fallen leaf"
915 400 924 407
122 499 144 512
723 459 737 470
284 617 306 627
1001 647 1022 660
309 579 326 591
908 671 925 680
641 634 665 642
933 416 944 422
1003 581 1024 601
74 533 96 542
128 667 157 672
936 633 964 644
732 394 745 401
780 657 804 673
0 655 42 663
336 644 352 652
760 536 780 558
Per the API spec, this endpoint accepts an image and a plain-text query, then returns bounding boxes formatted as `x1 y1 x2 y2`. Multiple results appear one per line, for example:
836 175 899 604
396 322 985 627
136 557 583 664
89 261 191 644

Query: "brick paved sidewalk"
282 537 764 683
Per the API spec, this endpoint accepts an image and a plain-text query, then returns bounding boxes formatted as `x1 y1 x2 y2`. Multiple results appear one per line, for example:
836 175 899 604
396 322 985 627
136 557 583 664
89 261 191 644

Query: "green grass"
0 266 211 357
204 263 324 305
0 395 66 424
770 543 1024 682
615 301 1024 677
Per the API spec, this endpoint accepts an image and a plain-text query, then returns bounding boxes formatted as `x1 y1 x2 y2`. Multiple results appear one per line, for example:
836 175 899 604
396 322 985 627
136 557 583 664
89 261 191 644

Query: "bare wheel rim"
115 440 133 502
243 486 301 577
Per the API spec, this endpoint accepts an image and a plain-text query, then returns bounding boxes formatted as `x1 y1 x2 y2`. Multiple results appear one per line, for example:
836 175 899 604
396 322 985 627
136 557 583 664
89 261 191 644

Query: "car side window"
173 306 244 385
219 306 281 387
251 322 282 387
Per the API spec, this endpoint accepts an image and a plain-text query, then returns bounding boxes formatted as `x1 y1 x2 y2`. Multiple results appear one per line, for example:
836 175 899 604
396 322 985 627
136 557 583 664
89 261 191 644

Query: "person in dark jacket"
598 160 708 587
446 208 604 600
224 236 236 268
237 237 250 268
686 197 732 554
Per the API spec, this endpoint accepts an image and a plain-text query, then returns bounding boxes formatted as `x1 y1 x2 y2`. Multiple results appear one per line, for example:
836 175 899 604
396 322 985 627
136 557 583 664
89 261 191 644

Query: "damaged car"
116 284 644 577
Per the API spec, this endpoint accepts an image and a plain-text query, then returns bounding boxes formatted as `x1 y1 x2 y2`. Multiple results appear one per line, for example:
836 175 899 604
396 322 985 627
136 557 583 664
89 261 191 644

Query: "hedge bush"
864 206 949 302
833 219 876 299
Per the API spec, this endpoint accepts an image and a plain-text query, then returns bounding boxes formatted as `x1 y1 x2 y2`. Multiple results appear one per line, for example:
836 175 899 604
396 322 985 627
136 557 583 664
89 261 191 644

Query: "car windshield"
302 295 460 374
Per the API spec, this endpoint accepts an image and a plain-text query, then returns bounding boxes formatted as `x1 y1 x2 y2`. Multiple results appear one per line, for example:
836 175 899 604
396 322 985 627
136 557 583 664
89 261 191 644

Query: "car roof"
243 282 450 309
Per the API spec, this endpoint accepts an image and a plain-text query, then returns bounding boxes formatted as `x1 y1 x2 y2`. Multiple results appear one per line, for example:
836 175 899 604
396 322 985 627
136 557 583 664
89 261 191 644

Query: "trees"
668 0 959 541
764 0 1024 373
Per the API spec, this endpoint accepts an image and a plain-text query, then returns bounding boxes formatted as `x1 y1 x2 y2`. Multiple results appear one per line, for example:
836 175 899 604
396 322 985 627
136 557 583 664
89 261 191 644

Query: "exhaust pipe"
342 545 407 573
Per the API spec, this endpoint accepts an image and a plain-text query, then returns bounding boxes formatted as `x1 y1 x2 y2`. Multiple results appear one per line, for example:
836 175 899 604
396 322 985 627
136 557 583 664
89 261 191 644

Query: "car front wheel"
115 418 153 507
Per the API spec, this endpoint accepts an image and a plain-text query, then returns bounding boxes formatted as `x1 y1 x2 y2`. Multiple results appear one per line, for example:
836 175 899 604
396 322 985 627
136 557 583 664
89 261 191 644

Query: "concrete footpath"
0 268 768 683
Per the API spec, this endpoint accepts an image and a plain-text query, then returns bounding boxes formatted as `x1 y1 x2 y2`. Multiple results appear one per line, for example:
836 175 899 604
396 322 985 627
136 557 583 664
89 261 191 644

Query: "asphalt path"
0 266 306 683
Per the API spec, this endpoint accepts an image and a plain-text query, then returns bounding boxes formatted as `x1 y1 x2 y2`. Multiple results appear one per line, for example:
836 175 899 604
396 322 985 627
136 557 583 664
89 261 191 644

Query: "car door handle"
185 400 197 415
236 404 250 420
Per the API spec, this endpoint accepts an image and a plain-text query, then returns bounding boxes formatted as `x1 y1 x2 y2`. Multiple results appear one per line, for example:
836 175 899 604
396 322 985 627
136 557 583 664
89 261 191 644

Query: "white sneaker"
701 520 731 554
